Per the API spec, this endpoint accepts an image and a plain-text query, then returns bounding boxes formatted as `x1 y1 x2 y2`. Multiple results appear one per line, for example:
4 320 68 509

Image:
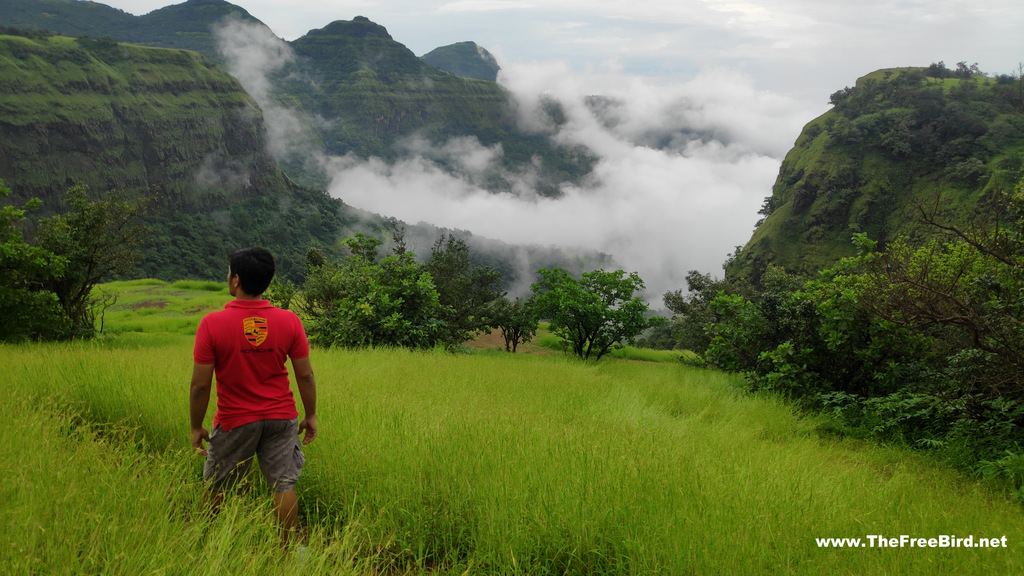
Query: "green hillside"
0 31 348 281
729 66 1024 281
0 0 136 41
421 41 500 81
0 32 277 204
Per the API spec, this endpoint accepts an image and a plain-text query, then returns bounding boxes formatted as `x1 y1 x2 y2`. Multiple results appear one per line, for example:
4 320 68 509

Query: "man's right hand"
299 415 317 445
191 426 210 455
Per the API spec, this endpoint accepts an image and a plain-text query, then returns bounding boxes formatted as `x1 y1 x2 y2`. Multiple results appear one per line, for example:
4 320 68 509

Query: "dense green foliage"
731 66 1024 281
423 233 504 343
299 232 507 350
664 269 752 353
299 235 447 349
532 267 665 361
421 41 500 81
0 181 150 340
0 180 66 341
694 179 1024 495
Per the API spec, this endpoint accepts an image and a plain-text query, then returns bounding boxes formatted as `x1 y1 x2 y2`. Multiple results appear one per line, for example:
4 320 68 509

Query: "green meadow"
2 280 1022 574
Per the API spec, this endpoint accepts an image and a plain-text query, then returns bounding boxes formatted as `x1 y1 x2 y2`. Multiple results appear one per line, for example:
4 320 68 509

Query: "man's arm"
291 356 317 445
190 362 215 455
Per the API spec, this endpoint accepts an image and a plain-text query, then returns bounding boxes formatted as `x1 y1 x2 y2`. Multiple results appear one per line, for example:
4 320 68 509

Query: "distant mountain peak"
305 16 393 40
422 41 500 81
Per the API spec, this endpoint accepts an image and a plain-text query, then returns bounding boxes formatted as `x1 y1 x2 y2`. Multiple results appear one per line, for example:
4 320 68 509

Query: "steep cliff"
0 32 284 205
0 31 346 280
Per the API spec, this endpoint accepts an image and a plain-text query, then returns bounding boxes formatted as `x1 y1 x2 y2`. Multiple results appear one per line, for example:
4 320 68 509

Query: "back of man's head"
229 247 275 296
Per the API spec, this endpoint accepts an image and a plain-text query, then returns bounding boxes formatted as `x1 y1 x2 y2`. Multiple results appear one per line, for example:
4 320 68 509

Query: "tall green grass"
3 338 1022 574
0 392 370 575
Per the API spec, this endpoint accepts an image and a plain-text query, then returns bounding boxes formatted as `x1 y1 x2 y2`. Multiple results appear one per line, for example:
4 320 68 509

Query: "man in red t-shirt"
189 247 317 542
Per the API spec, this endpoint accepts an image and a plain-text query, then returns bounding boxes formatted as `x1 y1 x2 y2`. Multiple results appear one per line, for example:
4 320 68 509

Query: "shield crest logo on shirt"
243 317 268 346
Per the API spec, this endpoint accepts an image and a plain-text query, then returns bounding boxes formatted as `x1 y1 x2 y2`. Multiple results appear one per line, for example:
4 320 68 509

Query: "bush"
299 234 447 349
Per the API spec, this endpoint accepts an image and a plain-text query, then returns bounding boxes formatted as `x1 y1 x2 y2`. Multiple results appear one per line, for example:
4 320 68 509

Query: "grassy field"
2 280 1022 574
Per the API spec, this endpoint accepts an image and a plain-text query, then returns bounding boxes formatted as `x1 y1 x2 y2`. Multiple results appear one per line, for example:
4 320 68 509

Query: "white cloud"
324 60 808 298
437 1 535 12
216 18 322 163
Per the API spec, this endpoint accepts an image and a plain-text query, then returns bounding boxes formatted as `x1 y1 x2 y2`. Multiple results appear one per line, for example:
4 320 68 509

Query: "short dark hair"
228 247 275 296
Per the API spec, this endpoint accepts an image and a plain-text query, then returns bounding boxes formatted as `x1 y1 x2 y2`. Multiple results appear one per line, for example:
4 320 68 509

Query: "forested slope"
729 66 1024 281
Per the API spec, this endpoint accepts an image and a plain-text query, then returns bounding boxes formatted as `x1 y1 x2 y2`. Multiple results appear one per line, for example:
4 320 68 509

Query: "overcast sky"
98 0 1024 98
101 0 1024 298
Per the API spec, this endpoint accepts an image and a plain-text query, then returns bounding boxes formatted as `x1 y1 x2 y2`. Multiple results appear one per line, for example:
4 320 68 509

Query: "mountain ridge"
0 0 268 64
0 1 597 196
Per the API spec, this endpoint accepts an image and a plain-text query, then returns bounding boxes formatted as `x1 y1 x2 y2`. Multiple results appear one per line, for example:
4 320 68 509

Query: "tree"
299 233 447 349
488 296 539 352
860 185 1024 399
424 233 504 345
35 184 151 337
531 267 663 361
0 180 67 341
663 270 752 354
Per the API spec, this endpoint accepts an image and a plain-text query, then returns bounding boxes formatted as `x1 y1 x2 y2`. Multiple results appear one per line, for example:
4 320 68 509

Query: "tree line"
2 180 660 360
268 226 662 360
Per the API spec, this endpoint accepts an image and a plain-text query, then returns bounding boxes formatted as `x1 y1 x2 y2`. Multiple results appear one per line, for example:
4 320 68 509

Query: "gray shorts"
203 418 305 493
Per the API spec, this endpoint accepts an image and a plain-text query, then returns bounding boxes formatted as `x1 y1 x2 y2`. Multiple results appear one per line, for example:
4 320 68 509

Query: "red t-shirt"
193 299 310 431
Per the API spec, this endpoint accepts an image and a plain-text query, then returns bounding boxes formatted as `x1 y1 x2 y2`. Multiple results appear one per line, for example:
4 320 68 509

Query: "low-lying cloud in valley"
217 19 814 300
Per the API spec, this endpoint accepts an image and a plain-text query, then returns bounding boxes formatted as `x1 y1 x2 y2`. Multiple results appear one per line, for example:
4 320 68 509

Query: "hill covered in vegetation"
255 16 594 195
0 31 348 280
0 32 279 204
728 65 1024 281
